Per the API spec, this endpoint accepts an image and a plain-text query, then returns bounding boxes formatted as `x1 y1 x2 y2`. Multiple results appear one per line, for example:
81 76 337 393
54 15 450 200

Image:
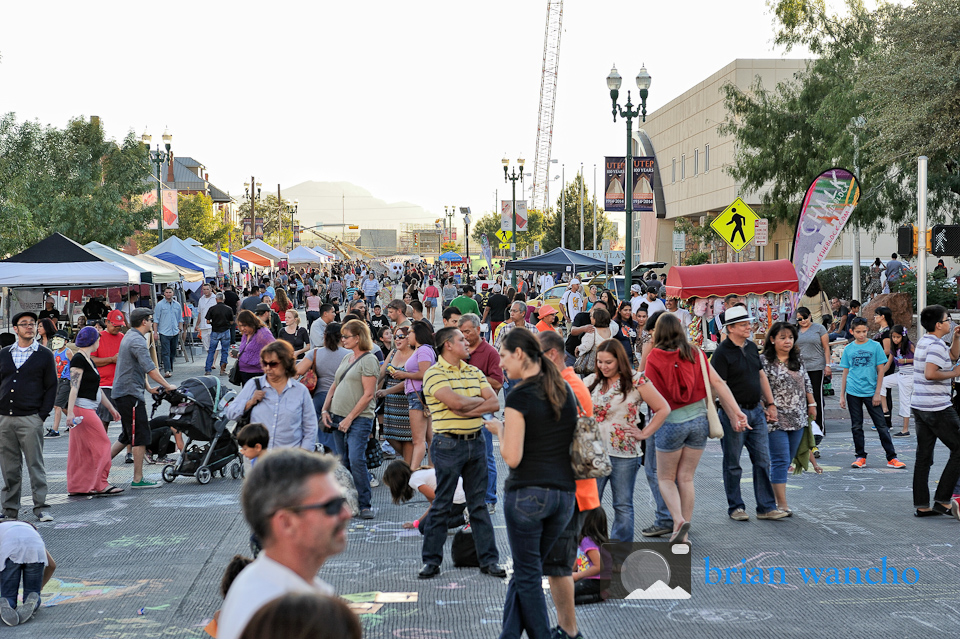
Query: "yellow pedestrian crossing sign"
711 198 759 252
496 229 513 242
499 242 511 249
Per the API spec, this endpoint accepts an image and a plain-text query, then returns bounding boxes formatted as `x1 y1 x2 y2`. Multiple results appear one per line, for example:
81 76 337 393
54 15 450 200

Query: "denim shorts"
407 391 425 411
424 297 438 308
655 413 709 452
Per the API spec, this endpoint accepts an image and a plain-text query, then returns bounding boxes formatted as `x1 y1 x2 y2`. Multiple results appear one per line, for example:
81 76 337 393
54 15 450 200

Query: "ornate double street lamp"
606 64 651 282
502 155 525 287
141 128 173 243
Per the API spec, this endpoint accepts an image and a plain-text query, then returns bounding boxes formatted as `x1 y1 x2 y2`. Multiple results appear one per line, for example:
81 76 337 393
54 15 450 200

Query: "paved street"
12 344 960 639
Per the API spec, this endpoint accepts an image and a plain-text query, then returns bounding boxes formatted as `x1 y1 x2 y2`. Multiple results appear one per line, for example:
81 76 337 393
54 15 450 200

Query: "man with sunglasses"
218 449 350 639
0 312 57 521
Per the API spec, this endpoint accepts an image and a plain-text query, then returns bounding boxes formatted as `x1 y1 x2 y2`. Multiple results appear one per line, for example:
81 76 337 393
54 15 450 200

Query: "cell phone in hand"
482 413 496 421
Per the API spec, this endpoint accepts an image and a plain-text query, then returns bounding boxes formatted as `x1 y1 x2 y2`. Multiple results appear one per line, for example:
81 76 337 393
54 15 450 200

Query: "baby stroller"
152 376 244 485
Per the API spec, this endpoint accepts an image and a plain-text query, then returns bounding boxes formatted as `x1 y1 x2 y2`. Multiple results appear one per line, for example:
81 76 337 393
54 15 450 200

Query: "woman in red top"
422 279 440 324
270 288 291 317
644 314 747 543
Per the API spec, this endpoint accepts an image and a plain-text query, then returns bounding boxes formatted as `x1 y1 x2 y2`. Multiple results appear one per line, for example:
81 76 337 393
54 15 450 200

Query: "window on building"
672 158 676 183
694 149 699 176
705 144 710 172
681 154 686 180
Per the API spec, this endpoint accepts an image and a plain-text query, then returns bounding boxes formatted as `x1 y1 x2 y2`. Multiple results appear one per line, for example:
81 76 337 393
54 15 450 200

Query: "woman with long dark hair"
613 302 638 367
645 313 746 543
795 306 830 440
483 328 579 639
375 326 415 466
584 339 670 543
889 325 915 437
761 322 817 514
388 322 436 468
36 318 57 349
873 305 896 430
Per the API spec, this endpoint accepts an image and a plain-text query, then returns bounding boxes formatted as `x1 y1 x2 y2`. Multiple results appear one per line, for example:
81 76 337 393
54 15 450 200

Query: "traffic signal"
897 225 931 257
413 233 419 248
931 224 960 256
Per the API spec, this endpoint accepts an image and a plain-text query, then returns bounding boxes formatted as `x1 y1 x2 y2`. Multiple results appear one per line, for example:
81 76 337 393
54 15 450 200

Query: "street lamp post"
607 63 651 283
502 155 525 288
141 128 172 244
284 200 299 251
244 179 262 241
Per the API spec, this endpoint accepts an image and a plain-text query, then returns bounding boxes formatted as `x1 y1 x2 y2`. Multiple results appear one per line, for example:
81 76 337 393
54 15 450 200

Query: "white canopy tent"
0 234 141 288
243 239 288 262
135 253 204 283
85 242 181 284
147 236 217 278
288 246 327 264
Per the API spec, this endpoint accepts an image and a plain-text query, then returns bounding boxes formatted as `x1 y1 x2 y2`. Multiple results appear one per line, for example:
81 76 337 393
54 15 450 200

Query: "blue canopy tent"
154 252 215 278
439 251 465 262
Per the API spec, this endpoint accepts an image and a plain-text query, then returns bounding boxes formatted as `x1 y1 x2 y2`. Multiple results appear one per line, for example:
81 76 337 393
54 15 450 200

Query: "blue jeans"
719 404 777 514
501 487 575 639
846 394 898 461
768 429 805 484
312 391 337 452
0 558 43 609
159 333 178 372
421 434 499 568
331 414 373 510
366 295 377 307
643 442 673 529
483 428 497 505
205 330 231 373
595 456 641 542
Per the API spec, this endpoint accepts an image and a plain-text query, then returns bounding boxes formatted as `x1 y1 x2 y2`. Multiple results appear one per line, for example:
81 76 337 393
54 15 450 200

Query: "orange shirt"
536 320 556 333
560 366 601 511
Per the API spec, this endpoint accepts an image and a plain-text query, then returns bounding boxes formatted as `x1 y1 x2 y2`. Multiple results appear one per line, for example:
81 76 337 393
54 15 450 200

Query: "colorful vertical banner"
604 157 654 212
293 225 300 244
791 167 861 300
242 217 252 241
500 200 528 232
217 243 224 279
479 234 495 275
161 189 179 229
254 217 264 240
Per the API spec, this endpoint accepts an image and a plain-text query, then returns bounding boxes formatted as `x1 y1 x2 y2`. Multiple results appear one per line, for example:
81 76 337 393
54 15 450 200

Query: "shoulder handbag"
228 340 249 386
567 383 612 479
698 349 724 439
299 348 318 392
574 337 599 376
235 379 262 429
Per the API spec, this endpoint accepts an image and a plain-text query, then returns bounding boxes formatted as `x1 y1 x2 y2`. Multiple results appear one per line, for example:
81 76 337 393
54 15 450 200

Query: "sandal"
94 486 125 497
669 521 691 543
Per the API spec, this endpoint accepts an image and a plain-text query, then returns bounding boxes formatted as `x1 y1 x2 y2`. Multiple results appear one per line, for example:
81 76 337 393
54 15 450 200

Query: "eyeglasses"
342 334 356 340
395 333 408 339
15 322 36 328
285 496 348 516
260 360 281 368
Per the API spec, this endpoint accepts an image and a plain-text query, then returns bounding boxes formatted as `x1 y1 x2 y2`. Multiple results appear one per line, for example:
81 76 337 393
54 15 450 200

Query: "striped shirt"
423 357 491 435
911 333 954 412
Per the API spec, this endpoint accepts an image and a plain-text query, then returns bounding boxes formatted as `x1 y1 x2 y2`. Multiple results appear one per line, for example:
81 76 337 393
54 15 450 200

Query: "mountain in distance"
624 580 691 599
280 181 433 232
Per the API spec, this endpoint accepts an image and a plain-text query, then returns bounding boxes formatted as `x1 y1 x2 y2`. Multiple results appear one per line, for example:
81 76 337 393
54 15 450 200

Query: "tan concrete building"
636 58 900 268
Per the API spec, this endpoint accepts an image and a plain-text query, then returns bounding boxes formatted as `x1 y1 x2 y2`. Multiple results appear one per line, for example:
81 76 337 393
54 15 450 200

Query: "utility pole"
277 184 282 248
561 164 565 248
593 164 597 250
579 163 584 251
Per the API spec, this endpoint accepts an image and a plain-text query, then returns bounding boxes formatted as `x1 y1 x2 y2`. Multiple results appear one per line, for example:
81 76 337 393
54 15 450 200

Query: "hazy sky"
2 0 839 235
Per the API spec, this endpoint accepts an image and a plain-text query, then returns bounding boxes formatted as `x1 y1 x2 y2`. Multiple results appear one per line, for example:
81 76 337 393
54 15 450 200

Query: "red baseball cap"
106 309 126 326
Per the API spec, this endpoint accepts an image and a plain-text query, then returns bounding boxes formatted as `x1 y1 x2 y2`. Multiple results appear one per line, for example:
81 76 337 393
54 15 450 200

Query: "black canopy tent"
503 247 608 273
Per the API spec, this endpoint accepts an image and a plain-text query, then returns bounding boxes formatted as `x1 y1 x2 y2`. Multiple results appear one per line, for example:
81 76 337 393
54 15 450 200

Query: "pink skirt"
66 406 113 494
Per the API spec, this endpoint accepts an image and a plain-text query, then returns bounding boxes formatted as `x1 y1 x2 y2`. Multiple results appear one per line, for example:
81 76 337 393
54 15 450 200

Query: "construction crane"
303 227 378 260
531 0 563 212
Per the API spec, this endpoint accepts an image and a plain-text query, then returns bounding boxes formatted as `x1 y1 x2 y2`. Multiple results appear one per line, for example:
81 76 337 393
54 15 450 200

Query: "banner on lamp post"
242 218 253 242
161 189 179 229
501 200 528 232
293 225 300 244
254 218 264 240
604 157 654 212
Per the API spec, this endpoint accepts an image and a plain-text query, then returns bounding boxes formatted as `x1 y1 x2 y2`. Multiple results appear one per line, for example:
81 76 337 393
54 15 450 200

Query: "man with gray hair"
459 313 503 512
493 301 538 351
217 449 351 639
204 292 234 376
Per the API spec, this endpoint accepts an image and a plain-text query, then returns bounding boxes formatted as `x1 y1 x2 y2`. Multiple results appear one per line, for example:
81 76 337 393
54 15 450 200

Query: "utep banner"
144 190 179 230
501 200 528 232
254 218 264 240
791 168 861 300
605 157 654 212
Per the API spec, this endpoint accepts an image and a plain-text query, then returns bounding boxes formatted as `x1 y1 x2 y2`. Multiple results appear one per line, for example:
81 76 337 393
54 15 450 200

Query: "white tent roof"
243 239 288 261
136 253 204 282
288 246 325 263
311 246 336 258
147 236 217 277
85 242 181 284
0 233 141 288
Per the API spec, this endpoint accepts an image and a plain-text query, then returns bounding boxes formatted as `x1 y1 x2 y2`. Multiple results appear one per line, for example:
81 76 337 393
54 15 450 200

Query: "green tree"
135 193 239 252
0 114 156 255
470 207 545 254
722 0 960 233
236 194 295 249
541 173 615 251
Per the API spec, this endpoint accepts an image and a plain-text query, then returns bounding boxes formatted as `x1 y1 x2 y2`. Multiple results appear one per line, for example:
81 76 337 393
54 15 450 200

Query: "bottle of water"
71 416 83 428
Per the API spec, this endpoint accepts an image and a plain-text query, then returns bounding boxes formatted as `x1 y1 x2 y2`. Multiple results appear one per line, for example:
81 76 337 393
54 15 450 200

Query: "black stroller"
151 376 244 485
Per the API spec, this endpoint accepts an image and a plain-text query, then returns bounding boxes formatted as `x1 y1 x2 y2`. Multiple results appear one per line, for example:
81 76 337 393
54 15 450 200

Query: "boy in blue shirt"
47 332 72 438
838 317 906 469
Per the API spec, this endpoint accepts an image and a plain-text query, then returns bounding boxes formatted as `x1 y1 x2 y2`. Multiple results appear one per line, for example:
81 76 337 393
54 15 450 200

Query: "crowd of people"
6 255 960 637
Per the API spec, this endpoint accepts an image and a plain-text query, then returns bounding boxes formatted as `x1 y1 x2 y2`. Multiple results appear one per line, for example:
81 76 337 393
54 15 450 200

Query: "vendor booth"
242 239 287 263
288 246 326 264
504 247 608 273
85 242 181 284
147 237 217 278
233 249 273 268
135 254 204 283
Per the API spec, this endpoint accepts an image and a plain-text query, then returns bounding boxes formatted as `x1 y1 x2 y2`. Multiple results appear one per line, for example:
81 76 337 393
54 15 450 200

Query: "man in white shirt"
538 272 555 295
643 284 667 316
559 279 584 327
218 449 351 639
666 297 693 332
629 284 646 315
194 284 217 352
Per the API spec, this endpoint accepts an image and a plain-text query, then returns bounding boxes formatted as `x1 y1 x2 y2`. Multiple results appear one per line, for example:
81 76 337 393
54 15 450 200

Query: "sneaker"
729 509 749 521
359 508 375 520
641 524 673 537
0 599 17 626
893 432 910 437
813 447 820 459
164 371 172 378
851 457 867 468
18 593 38 624
871 425 877 430
487 503 497 515
370 477 380 488
204 370 213 376
124 453 134 464
554 626 585 639
757 509 789 520
131 479 161 489
44 429 60 438
887 458 907 469
35 511 52 523
951 500 960 522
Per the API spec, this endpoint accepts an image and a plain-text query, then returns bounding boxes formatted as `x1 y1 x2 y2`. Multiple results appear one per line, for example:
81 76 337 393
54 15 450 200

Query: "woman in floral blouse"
584 339 670 543
761 322 817 515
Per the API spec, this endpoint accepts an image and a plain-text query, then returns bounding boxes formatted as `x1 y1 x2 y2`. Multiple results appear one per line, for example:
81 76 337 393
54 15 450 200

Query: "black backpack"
451 526 479 567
